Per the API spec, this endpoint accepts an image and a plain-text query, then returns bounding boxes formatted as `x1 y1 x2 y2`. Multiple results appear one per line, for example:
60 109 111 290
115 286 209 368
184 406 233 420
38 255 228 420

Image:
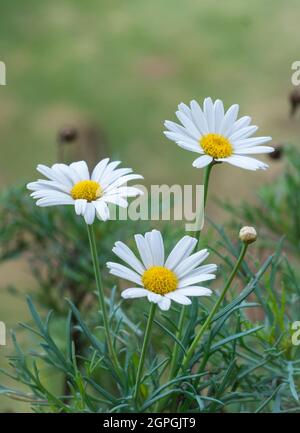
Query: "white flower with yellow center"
27 159 143 224
107 230 217 311
164 97 274 170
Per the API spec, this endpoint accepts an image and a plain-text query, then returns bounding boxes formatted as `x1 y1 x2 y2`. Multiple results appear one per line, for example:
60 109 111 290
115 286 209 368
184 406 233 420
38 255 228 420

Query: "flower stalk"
134 303 157 404
86 224 121 374
193 161 214 245
181 242 248 372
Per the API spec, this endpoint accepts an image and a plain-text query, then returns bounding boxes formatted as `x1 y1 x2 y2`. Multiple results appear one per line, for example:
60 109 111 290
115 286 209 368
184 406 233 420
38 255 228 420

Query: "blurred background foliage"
1 0 300 412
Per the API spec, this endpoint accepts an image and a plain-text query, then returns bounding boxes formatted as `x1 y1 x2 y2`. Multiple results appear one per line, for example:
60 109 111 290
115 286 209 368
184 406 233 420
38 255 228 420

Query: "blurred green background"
0 0 300 411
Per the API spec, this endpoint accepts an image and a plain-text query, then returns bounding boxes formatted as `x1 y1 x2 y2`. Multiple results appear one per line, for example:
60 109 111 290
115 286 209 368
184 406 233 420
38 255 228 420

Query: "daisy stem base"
134 302 156 405
86 224 121 375
181 242 248 373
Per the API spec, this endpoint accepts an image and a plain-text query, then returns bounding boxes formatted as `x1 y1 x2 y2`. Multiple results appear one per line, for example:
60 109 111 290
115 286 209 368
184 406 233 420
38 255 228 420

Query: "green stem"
181 242 248 372
156 163 215 412
169 306 186 379
86 224 121 374
134 303 156 403
156 306 186 411
193 162 214 244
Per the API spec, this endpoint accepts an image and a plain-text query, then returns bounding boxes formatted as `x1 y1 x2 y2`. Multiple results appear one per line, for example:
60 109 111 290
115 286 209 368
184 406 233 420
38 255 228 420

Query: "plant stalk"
86 224 121 374
181 242 248 372
134 303 157 404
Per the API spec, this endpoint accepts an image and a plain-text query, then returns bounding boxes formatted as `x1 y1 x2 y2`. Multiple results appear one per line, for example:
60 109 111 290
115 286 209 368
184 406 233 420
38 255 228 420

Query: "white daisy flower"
27 159 143 225
107 230 217 311
164 97 274 170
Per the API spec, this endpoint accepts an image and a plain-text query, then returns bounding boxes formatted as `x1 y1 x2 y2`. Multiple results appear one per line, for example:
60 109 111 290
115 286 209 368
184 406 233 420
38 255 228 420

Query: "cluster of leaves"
0 147 300 412
1 233 299 413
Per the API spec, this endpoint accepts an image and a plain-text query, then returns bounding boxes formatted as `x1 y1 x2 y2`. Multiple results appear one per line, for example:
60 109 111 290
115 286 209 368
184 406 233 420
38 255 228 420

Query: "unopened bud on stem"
239 226 257 244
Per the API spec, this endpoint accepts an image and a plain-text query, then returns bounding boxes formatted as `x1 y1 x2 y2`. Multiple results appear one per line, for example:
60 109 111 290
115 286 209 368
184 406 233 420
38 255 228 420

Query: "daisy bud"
239 226 257 244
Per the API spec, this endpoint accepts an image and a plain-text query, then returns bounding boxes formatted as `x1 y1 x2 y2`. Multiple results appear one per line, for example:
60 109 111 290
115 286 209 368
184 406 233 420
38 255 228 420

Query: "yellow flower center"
200 133 233 159
71 180 102 202
142 266 178 295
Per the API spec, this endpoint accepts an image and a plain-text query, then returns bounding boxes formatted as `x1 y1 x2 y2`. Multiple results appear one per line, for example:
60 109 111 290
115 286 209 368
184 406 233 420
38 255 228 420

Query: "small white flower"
164 97 274 171
107 230 217 311
27 159 143 225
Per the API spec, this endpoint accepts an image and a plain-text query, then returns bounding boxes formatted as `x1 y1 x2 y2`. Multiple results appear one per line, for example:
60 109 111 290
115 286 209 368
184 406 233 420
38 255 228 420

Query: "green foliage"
1 237 299 413
1 149 300 412
221 145 300 256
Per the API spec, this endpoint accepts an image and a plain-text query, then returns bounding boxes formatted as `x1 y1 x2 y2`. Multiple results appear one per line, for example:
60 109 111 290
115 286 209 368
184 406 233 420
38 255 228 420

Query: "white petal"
164 119 200 141
174 249 209 278
214 99 225 133
103 195 128 208
32 190 72 205
83 203 96 225
175 286 212 296
147 292 162 304
229 125 258 141
176 140 203 153
234 146 274 155
178 102 193 120
57 164 81 184
178 273 216 288
190 100 209 135
91 158 110 182
175 111 200 139
220 104 239 137
37 164 71 185
52 164 78 187
94 200 110 221
27 179 71 194
164 131 201 152
75 199 87 216
165 292 191 305
203 97 215 132
231 116 251 133
147 230 164 266
112 186 143 197
104 173 143 192
165 236 197 270
222 155 268 171
31 189 70 199
112 241 145 275
100 161 122 184
107 262 142 285
102 167 132 185
158 297 171 311
135 234 154 268
121 288 149 299
234 136 272 148
192 155 213 168
189 264 218 276
36 197 74 207
70 161 90 180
